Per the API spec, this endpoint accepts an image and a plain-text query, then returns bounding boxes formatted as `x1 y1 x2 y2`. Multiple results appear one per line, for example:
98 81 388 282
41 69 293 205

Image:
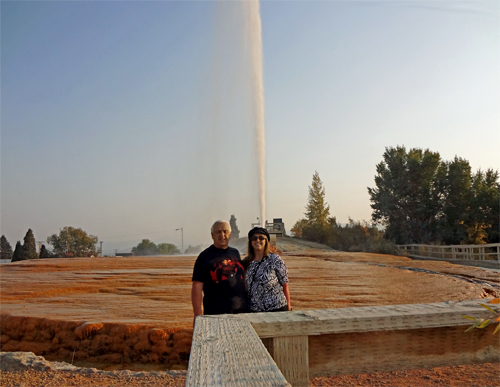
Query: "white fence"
398 243 500 261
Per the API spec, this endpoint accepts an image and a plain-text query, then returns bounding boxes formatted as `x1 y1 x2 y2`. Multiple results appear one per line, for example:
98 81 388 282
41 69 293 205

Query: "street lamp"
176 228 184 254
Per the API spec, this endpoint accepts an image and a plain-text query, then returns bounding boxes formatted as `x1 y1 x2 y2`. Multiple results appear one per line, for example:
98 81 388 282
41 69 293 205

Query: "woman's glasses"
250 236 267 242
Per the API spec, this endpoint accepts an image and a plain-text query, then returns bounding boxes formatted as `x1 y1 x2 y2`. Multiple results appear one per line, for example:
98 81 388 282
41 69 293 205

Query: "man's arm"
191 281 204 321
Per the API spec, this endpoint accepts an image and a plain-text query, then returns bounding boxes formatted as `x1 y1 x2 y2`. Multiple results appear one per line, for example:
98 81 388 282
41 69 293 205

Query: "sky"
1 0 499 256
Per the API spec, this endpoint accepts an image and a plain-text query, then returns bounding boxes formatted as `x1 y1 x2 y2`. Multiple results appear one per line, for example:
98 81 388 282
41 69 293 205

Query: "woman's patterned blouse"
245 253 288 312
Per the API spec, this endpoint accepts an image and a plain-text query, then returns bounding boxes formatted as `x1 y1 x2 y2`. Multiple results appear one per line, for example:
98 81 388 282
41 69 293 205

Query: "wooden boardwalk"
186 316 290 387
398 243 500 263
186 300 499 387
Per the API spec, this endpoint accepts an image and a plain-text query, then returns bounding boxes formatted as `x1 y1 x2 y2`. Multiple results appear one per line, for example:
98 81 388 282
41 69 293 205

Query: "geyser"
178 0 268 242
243 0 266 226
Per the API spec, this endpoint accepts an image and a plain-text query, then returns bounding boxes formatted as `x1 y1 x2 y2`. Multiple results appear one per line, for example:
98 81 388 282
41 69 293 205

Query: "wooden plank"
186 316 290 387
308 324 499 377
238 300 494 338
264 336 309 387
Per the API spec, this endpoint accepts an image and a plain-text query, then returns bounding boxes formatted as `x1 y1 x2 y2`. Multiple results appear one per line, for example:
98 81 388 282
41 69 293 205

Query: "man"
191 220 248 320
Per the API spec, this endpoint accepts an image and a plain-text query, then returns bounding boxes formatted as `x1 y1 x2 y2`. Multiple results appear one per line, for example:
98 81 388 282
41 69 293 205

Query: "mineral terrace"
1 239 498 370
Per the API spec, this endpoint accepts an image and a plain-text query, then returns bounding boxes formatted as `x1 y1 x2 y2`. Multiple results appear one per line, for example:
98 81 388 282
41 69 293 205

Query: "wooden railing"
398 243 500 261
186 316 290 387
186 300 499 387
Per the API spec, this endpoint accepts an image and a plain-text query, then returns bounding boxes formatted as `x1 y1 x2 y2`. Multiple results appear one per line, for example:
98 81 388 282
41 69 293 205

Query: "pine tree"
22 229 39 260
39 244 52 258
305 171 330 227
229 215 240 239
11 241 24 262
1 235 13 260
302 171 331 243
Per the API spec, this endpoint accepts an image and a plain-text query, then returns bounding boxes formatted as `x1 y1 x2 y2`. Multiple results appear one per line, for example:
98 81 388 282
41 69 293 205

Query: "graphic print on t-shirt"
209 258 244 284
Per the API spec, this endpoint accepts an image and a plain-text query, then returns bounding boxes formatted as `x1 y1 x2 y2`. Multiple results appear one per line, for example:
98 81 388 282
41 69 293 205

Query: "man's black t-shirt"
192 245 248 315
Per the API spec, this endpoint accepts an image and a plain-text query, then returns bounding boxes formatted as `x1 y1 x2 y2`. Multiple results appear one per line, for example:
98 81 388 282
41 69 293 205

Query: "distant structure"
251 218 263 228
114 248 133 257
251 218 286 239
266 218 286 238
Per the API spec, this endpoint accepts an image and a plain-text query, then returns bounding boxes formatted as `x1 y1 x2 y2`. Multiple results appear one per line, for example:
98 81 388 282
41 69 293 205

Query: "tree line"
131 239 179 255
292 146 499 252
1 227 99 261
368 146 498 245
1 227 183 261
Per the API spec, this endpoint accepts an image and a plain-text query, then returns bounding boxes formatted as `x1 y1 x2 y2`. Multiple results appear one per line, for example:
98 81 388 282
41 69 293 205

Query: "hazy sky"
1 0 499 255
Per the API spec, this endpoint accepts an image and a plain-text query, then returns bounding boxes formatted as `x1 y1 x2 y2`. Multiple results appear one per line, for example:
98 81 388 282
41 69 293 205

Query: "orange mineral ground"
1 249 498 369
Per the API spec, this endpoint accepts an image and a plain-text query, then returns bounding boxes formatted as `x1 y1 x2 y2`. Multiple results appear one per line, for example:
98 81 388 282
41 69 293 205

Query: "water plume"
243 0 266 226
172 0 267 244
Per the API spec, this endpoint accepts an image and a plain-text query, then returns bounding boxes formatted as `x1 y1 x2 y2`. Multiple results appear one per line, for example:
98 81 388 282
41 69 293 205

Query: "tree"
157 243 180 255
467 169 500 244
291 172 331 242
229 215 240 239
480 169 500 243
1 235 13 260
368 146 499 245
132 239 158 256
47 227 98 257
368 146 446 244
302 171 331 243
305 171 330 226
39 244 52 258
290 218 308 238
326 218 398 255
10 229 39 261
437 157 471 244
23 229 39 260
11 241 23 262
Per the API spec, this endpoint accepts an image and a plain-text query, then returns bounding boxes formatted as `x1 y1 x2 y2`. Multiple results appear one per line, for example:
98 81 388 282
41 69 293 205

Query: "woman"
243 227 291 312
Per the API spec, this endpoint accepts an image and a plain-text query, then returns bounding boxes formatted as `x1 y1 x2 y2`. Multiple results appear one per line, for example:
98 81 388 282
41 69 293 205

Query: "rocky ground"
1 352 498 387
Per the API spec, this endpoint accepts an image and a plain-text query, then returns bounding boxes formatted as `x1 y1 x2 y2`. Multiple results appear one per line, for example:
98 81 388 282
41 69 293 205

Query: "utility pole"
176 228 184 254
36 241 44 253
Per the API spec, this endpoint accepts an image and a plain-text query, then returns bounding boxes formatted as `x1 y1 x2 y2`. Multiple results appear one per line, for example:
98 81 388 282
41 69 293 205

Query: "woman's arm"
282 283 291 311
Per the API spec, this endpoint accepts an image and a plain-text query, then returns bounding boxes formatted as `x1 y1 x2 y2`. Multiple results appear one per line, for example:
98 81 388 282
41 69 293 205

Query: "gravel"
1 352 498 387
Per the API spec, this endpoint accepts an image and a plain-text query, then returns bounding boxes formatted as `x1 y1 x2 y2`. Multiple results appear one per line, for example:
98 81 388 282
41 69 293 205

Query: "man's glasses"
250 236 267 242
